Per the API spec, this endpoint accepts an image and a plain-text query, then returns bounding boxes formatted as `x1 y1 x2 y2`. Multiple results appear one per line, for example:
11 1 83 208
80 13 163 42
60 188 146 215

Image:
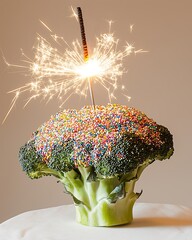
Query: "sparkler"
3 7 146 123
77 7 95 108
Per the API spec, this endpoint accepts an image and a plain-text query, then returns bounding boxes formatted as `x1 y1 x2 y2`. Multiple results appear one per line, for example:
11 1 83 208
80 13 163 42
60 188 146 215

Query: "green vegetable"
19 105 174 226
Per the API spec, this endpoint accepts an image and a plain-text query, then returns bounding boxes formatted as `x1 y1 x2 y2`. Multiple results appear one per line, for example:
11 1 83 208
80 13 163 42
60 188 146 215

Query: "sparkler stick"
77 7 95 108
77 7 89 61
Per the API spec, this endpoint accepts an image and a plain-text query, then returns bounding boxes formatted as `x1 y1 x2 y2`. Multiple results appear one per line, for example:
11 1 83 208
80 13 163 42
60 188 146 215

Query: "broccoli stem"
59 165 148 226
75 180 138 226
28 165 63 179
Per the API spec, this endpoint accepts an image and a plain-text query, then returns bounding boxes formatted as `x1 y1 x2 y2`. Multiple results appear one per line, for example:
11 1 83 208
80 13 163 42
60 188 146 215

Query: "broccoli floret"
153 125 174 160
94 125 173 177
95 134 151 176
48 141 75 172
19 140 61 179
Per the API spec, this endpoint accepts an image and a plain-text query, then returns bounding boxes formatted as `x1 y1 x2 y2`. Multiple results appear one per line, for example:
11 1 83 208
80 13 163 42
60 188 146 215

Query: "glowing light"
75 59 103 78
3 12 144 122
130 24 134 33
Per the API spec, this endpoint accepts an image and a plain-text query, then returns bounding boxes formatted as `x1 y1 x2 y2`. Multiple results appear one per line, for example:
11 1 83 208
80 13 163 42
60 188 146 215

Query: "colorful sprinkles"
32 104 162 167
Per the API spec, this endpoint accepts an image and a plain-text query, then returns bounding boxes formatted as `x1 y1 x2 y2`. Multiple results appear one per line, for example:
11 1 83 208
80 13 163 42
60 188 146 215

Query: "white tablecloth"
1 203 192 240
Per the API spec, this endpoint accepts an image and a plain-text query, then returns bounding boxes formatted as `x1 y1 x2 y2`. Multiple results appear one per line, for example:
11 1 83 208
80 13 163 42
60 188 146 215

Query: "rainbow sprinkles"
33 104 162 167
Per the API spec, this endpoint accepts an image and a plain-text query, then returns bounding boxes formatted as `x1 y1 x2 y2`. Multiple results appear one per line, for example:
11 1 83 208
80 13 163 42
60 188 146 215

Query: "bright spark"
130 24 134 33
3 19 144 122
70 6 78 21
134 49 148 54
39 20 52 32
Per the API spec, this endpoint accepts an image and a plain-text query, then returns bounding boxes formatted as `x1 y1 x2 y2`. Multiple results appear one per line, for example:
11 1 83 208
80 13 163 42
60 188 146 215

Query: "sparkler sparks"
3 7 145 123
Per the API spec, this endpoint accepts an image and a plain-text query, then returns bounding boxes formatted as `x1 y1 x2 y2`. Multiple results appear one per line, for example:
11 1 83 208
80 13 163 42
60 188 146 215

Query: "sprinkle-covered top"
32 104 162 167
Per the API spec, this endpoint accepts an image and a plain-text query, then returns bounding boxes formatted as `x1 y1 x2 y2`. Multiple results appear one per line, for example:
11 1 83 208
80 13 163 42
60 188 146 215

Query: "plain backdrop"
0 0 192 223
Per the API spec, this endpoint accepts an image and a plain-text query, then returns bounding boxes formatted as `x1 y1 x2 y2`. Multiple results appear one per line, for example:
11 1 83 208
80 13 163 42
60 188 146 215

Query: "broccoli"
19 104 174 226
19 139 62 179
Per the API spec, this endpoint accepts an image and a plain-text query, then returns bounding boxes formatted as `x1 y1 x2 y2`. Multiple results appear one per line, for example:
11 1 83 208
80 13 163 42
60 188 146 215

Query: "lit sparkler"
3 7 146 123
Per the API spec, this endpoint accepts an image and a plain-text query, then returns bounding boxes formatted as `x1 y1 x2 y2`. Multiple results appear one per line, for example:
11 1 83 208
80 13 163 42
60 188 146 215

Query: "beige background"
0 0 192 223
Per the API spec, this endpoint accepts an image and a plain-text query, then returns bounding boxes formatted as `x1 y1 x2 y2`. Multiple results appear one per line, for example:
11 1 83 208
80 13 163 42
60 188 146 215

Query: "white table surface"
1 203 192 240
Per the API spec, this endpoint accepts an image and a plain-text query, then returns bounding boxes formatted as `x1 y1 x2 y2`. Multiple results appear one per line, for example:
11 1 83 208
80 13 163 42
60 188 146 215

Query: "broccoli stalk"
59 165 147 226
